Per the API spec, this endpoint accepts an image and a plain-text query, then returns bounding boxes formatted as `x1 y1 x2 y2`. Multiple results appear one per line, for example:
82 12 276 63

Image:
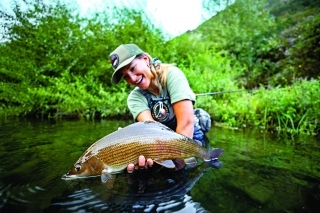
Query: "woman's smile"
121 56 152 90
135 76 143 85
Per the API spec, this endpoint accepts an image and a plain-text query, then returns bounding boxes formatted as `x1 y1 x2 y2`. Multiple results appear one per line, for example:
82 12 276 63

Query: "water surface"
0 118 319 212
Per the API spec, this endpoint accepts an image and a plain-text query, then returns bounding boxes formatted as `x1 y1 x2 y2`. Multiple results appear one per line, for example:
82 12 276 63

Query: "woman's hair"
136 53 175 94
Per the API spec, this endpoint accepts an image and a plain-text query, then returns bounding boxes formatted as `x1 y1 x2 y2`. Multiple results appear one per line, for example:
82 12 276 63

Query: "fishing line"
195 86 289 96
195 90 247 96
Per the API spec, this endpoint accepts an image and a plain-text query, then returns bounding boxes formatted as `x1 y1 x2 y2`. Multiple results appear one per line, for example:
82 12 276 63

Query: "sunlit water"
0 118 319 213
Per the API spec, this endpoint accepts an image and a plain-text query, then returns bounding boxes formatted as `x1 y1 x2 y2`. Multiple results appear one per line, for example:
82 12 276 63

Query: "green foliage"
274 13 320 82
196 0 281 88
0 0 318 135
0 0 165 119
196 0 319 88
210 78 320 135
268 0 320 19
180 49 244 101
27 70 129 119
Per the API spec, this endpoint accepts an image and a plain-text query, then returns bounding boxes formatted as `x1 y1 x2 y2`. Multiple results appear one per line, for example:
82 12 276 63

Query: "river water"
0 118 319 213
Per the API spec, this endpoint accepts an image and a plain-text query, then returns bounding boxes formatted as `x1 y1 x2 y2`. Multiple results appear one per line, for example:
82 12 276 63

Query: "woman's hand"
120 126 154 172
127 155 154 173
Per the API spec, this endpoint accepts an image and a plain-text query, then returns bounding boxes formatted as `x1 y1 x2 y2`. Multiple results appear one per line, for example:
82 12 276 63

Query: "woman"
109 44 211 172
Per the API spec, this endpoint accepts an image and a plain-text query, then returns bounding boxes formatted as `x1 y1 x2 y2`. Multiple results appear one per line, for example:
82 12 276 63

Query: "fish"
62 121 223 184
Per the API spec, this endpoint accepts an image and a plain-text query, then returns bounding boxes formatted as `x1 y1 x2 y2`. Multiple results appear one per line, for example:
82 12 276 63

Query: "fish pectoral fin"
184 157 198 169
101 169 115 188
154 160 176 168
172 159 185 170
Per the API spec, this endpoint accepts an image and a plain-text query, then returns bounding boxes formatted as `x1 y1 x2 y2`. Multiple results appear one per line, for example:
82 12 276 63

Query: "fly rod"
195 90 246 96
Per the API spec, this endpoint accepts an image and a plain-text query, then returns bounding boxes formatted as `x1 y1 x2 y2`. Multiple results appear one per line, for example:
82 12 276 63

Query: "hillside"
177 0 319 89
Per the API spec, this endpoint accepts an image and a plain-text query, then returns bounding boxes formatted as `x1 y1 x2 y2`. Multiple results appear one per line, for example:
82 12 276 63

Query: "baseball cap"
110 44 144 84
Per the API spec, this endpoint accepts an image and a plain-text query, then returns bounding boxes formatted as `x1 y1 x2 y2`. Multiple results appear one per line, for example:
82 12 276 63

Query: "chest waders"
138 88 211 148
138 88 177 131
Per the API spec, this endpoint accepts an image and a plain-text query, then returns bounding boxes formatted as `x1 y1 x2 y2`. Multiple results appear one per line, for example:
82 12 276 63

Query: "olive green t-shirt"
127 66 196 120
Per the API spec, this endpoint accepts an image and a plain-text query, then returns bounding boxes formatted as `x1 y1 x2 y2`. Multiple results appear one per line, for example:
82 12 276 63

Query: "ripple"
47 165 213 212
0 183 47 210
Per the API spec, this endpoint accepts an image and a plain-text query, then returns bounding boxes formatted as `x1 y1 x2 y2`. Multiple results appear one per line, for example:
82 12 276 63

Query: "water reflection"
0 118 319 212
47 163 215 212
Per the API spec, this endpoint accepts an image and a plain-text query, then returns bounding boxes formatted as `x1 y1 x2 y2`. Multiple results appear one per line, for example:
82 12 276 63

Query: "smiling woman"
109 43 212 172
109 44 197 137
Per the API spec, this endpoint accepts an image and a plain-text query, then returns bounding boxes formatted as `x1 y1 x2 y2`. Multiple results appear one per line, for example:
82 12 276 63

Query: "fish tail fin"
207 159 223 168
209 148 224 160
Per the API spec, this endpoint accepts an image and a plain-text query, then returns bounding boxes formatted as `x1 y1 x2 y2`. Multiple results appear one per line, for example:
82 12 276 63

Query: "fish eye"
74 164 81 172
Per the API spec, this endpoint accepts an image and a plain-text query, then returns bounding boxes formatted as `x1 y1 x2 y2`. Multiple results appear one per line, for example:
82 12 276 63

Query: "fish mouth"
61 174 78 180
61 174 100 180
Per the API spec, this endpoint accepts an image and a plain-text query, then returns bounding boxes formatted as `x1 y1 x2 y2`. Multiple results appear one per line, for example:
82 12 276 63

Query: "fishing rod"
195 90 247 96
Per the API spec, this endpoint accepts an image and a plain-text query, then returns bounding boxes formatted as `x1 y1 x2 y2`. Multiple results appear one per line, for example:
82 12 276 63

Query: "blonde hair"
137 53 175 94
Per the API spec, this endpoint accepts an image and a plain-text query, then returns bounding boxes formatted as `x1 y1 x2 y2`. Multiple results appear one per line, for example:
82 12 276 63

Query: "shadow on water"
0 118 319 212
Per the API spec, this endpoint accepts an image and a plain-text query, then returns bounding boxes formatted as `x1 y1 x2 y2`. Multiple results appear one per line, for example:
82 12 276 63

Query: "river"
0 118 319 213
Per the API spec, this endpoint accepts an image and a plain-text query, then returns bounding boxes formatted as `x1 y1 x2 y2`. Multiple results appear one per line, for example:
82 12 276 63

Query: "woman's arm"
136 101 194 138
136 110 154 122
173 99 194 138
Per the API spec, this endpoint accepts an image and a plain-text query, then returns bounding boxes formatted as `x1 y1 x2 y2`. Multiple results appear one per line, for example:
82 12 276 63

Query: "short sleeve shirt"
127 66 196 120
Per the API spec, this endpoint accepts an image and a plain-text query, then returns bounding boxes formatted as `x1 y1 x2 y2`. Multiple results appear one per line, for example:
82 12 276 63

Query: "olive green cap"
109 44 144 84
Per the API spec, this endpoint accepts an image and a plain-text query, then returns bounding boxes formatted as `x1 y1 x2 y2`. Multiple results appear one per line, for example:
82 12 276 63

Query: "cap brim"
111 55 136 84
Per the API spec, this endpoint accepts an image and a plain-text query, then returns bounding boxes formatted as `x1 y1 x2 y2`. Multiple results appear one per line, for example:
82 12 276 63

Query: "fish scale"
96 139 201 169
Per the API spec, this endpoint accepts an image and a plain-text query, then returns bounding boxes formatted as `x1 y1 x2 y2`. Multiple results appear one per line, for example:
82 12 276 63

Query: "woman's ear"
142 54 151 67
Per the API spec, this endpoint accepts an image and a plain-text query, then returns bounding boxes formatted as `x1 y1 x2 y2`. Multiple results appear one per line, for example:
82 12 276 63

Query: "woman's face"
121 55 152 90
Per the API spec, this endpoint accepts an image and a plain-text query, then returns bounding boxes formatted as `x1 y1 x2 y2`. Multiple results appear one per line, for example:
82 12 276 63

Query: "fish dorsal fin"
154 160 176 168
101 169 115 188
